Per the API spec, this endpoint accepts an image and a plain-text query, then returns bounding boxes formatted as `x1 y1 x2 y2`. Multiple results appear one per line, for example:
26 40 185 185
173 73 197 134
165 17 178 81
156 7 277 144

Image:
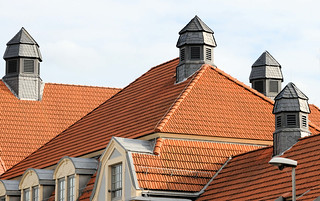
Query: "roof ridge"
154 64 209 132
212 65 275 105
45 82 121 90
231 145 273 159
310 104 320 112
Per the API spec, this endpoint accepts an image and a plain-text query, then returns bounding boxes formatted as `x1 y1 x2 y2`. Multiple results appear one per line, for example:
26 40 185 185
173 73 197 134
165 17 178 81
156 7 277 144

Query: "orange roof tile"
310 104 320 128
1 58 319 179
78 172 96 201
0 81 119 174
132 138 262 192
198 134 320 200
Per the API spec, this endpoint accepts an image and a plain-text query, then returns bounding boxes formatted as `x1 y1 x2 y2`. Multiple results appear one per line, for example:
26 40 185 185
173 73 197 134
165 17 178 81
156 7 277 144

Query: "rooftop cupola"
176 16 217 83
2 27 44 101
249 51 283 99
272 82 310 156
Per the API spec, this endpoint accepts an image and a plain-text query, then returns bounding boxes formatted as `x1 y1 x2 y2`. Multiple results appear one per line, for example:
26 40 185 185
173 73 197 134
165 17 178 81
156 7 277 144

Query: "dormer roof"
3 27 42 61
273 82 310 114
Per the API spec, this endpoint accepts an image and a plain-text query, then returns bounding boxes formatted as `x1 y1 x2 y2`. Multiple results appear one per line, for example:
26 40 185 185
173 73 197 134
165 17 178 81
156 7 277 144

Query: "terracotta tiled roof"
0 81 120 174
1 58 319 179
132 138 262 192
198 134 320 200
310 104 320 128
78 172 96 201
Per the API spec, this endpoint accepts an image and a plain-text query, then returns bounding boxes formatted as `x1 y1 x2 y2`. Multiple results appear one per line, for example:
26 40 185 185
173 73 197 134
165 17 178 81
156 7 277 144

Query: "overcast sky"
0 0 319 106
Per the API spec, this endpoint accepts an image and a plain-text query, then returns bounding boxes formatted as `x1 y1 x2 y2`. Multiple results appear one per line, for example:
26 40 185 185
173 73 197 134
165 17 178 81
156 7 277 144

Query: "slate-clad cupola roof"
250 51 282 81
177 15 217 48
273 82 310 114
249 51 283 99
3 27 42 61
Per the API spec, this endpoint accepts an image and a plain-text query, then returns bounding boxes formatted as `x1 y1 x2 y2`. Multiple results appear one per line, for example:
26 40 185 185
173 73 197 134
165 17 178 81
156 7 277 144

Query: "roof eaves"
154 64 208 132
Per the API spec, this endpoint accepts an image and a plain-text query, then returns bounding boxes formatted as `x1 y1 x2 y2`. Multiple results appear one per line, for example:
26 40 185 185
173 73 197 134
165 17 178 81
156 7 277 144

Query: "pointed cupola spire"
249 51 283 99
272 82 310 156
176 16 217 83
2 27 44 100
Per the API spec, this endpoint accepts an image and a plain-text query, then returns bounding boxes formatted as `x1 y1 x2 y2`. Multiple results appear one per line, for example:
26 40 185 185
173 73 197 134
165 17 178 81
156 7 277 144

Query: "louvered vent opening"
190 47 200 59
269 81 279 93
180 48 185 61
287 115 296 126
254 81 264 93
276 116 282 128
24 60 34 73
302 115 307 127
7 60 18 74
206 48 212 61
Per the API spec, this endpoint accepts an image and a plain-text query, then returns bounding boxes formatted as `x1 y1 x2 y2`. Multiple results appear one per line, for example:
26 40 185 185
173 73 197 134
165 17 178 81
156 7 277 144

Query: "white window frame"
24 188 30 201
111 163 122 200
58 178 65 201
32 186 39 201
67 175 75 201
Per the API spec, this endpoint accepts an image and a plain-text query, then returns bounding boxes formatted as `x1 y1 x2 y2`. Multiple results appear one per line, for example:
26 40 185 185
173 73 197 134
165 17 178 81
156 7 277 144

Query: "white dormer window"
23 189 30 201
32 186 39 201
19 169 54 201
111 163 122 200
0 180 20 201
54 157 98 201
67 176 75 201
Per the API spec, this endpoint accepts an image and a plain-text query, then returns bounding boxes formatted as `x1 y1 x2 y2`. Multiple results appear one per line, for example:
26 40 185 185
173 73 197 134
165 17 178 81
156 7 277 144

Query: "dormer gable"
53 156 98 201
0 180 20 201
91 137 153 201
19 168 54 201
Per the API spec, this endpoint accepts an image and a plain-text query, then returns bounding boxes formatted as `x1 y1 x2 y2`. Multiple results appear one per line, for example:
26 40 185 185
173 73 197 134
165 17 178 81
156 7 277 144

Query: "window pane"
58 178 65 201
32 186 39 201
24 189 30 201
67 175 75 201
111 163 122 199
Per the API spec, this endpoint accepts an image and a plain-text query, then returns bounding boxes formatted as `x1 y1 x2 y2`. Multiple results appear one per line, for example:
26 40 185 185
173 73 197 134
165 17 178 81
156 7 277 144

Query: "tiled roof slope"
310 104 320 127
198 134 320 200
2 58 320 179
0 81 120 174
132 138 262 192
160 65 273 140
78 173 96 201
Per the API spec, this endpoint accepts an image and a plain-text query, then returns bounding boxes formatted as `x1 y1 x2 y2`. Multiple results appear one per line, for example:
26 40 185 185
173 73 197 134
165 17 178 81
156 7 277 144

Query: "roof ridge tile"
154 64 208 132
211 65 275 105
45 82 121 90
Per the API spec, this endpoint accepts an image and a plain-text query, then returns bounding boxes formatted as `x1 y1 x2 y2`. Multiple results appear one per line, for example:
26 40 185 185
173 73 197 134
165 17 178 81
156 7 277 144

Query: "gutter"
141 156 232 198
